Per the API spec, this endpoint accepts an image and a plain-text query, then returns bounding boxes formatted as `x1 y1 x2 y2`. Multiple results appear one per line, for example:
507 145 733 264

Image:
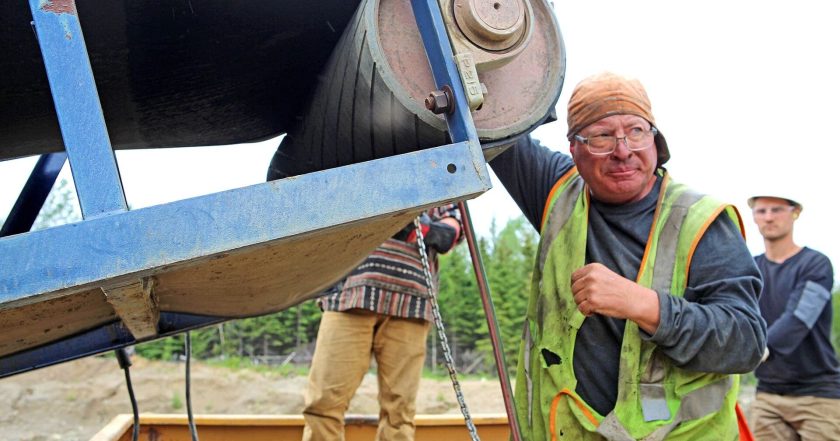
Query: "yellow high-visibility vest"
515 169 744 440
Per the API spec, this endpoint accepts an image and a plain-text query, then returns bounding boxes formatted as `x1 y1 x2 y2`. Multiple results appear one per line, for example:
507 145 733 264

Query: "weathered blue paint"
0 141 489 304
0 153 67 237
410 0 479 147
0 312 228 378
29 0 127 218
410 6 517 436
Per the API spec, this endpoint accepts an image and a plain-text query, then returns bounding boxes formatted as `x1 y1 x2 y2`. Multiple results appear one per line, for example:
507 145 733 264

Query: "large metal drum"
268 0 566 178
0 0 563 166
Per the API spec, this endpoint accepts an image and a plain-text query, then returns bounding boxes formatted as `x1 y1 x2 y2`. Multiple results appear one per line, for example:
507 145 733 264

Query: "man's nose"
611 136 631 158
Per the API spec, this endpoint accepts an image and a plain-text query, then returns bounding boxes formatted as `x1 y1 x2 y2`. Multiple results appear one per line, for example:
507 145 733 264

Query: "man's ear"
569 142 576 158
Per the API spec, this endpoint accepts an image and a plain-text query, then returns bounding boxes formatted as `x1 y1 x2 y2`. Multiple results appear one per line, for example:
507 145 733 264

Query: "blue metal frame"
29 0 126 218
0 143 488 304
0 152 67 237
410 0 488 178
0 0 491 377
410 0 478 145
409 6 523 437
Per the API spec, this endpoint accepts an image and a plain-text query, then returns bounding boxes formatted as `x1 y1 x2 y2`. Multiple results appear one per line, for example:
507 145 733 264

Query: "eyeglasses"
574 127 658 156
752 205 795 217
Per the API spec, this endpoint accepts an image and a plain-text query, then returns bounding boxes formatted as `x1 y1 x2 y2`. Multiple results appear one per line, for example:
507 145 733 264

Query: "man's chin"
761 230 784 241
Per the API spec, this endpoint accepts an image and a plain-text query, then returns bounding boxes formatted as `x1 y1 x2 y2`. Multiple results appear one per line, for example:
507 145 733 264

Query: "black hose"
115 348 139 441
185 333 199 441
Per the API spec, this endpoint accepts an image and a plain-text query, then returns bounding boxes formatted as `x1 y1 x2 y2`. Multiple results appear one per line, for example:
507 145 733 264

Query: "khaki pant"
750 392 840 440
302 310 430 441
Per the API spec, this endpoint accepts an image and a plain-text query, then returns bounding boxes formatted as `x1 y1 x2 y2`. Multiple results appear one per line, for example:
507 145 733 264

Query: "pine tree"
479 216 535 373
436 245 481 371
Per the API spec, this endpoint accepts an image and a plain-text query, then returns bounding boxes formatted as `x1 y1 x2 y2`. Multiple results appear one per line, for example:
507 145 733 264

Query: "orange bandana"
566 72 670 166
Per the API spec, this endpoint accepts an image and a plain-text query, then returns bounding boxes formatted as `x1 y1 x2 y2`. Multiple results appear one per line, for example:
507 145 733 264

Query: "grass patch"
203 356 309 377
170 391 183 410
420 367 498 382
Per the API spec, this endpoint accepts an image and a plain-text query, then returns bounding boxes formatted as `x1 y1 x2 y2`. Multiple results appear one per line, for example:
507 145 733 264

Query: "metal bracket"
103 277 159 340
453 52 484 111
433 0 536 111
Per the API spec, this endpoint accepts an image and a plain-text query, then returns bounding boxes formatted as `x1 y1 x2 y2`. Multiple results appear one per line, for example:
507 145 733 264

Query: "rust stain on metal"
40 0 77 15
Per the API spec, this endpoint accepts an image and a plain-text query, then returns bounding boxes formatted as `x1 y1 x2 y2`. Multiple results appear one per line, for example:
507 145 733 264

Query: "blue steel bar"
411 3 521 438
0 141 489 304
0 152 67 237
0 312 228 378
29 0 127 218
410 0 479 146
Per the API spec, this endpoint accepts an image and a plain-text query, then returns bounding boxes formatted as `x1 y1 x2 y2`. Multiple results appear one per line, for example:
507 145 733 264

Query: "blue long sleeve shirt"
754 247 840 398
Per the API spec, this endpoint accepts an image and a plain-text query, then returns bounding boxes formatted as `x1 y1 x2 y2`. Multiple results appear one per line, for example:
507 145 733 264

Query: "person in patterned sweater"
301 204 463 441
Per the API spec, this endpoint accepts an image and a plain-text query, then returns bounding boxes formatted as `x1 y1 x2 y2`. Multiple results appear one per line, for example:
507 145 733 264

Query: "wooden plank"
0 212 418 358
155 212 416 317
91 413 510 441
89 414 133 441
0 287 115 357
103 278 159 340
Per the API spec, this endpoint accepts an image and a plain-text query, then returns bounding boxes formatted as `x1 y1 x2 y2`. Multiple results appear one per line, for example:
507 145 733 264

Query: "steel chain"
413 216 481 441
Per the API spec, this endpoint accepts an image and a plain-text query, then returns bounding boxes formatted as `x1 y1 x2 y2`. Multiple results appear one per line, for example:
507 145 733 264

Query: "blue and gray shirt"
755 247 840 398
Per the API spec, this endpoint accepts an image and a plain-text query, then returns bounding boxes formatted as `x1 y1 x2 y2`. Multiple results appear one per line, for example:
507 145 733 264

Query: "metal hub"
453 0 527 51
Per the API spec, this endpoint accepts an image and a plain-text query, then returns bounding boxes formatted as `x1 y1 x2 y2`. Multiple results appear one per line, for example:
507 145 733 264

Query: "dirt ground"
0 356 513 441
0 355 758 441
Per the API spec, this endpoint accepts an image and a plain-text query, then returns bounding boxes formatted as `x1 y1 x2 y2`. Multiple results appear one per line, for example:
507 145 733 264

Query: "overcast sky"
541 0 839 276
1 1 838 280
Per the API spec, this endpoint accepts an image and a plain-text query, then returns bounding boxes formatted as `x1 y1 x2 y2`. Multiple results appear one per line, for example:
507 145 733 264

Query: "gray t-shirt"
490 136 766 415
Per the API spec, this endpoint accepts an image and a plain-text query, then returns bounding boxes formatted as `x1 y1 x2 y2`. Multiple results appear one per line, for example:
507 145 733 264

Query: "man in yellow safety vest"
489 72 767 440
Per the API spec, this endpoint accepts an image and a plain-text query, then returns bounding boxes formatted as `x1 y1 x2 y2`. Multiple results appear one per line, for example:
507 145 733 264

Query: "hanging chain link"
413 216 481 441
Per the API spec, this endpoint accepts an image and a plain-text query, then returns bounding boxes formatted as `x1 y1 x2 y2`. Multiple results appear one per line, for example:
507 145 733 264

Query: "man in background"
749 194 840 439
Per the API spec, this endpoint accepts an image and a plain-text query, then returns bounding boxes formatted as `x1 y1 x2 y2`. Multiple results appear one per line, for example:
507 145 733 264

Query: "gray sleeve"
488 135 574 232
642 213 767 373
765 256 834 356
793 281 832 329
